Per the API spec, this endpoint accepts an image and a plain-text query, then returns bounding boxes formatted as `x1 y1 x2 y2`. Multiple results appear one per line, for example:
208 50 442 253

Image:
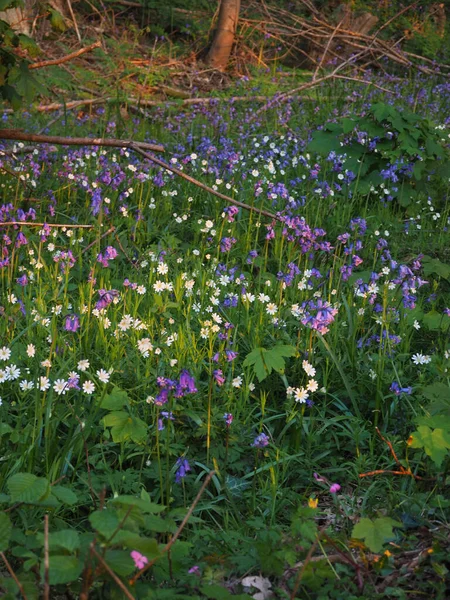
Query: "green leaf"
49 529 80 553
352 517 402 553
421 383 450 403
7 473 50 503
408 425 450 467
102 411 147 443
89 509 120 537
100 386 129 410
0 423 13 437
104 550 135 576
421 256 450 281
48 8 67 32
42 556 82 585
243 345 295 382
110 495 166 513
9 62 44 102
0 512 12 551
306 130 340 155
51 485 78 506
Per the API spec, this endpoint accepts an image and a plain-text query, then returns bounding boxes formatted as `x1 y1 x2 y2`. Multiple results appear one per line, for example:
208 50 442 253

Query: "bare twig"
66 0 82 43
129 470 215 585
91 547 136 600
0 221 93 228
0 552 29 600
290 525 327 600
0 130 164 153
130 144 280 222
29 41 101 70
81 226 115 254
313 17 345 81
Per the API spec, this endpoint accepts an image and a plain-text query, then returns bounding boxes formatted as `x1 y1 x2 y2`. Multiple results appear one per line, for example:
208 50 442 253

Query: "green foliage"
0 0 43 107
243 344 295 382
306 102 450 208
352 517 403 553
408 424 450 468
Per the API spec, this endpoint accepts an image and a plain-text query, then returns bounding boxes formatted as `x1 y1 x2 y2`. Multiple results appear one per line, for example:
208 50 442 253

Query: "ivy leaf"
408 425 450 467
0 512 12 552
102 411 147 443
352 517 402 553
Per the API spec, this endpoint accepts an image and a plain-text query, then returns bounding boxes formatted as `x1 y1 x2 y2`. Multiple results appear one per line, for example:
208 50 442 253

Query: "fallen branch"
0 130 165 153
91 547 136 600
130 143 280 222
129 470 215 585
29 41 101 70
0 221 94 228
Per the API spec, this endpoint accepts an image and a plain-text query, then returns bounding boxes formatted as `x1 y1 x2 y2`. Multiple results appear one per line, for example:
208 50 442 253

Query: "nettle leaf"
352 517 402 553
0 512 12 552
102 411 147 443
243 345 295 382
408 425 450 467
7 473 50 503
100 386 129 410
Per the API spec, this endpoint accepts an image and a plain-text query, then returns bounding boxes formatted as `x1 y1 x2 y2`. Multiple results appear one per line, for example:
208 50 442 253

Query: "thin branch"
29 41 101 70
130 144 280 222
91 547 136 600
129 470 215 585
0 130 165 153
290 525 327 600
0 552 29 600
0 221 93 228
313 17 345 81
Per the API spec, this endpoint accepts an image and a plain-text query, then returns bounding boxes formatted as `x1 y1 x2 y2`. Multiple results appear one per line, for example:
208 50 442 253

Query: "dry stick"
29 41 101 70
90 547 136 600
44 514 50 600
0 552 29 600
129 470 216 585
66 0 82 43
0 130 165 153
130 144 280 222
81 226 115 254
0 221 93 228
312 17 345 81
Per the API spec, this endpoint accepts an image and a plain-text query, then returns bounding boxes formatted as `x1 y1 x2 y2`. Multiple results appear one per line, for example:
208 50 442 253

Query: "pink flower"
329 483 341 494
313 472 327 483
131 550 148 569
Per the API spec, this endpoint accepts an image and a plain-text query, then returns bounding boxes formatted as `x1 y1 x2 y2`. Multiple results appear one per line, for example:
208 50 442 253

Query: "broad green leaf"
421 383 450 403
102 411 147 443
49 529 80 553
42 555 82 585
51 485 78 506
48 8 67 32
100 386 129 410
243 348 268 382
0 423 13 437
408 425 450 467
352 517 402 552
110 495 166 513
0 512 12 551
306 130 340 155
104 550 135 576
89 509 120 537
243 345 295 382
7 473 50 503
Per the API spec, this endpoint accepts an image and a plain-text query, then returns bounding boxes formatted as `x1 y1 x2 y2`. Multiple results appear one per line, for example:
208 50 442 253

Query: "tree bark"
206 0 240 71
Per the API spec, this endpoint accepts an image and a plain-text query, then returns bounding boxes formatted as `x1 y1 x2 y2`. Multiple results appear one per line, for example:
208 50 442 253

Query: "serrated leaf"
110 495 166 513
352 517 402 553
49 529 80 553
409 425 450 467
41 555 82 585
0 512 12 552
89 509 120 537
102 411 147 443
104 550 135 576
243 345 295 382
100 386 129 410
7 473 50 503
51 485 78 506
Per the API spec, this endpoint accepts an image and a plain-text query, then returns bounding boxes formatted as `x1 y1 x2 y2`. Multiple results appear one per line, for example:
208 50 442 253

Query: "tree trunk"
206 0 240 71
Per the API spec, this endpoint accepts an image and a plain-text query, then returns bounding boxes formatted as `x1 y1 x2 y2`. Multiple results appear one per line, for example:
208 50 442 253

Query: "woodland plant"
0 74 449 598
